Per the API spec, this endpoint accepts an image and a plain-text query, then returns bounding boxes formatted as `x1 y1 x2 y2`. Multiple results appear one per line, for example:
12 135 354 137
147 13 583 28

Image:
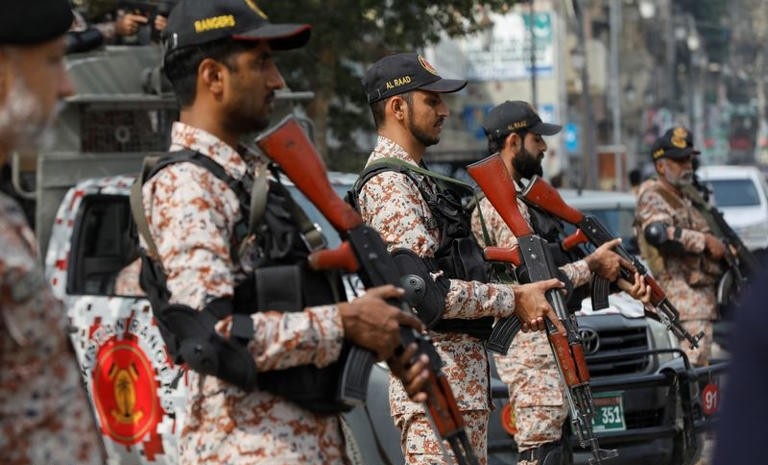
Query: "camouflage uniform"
635 179 721 366
358 136 520 465
0 193 105 465
471 195 591 453
142 122 348 465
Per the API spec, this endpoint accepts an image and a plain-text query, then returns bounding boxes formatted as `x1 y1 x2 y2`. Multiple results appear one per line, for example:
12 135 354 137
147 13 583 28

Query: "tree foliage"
264 1 522 170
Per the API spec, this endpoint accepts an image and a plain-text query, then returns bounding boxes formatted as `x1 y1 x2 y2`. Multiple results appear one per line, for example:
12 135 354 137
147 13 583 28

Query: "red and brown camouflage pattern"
358 135 524 465
0 192 105 465
142 122 348 465
635 179 720 366
471 195 588 453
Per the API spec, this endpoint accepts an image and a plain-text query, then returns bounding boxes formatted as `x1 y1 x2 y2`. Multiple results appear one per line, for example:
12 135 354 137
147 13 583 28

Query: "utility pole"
609 0 623 189
529 0 538 108
575 0 598 189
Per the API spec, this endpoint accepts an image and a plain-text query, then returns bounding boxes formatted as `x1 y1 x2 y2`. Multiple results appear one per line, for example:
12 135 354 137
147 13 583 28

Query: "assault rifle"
255 116 480 465
522 175 704 349
467 155 617 465
683 184 756 312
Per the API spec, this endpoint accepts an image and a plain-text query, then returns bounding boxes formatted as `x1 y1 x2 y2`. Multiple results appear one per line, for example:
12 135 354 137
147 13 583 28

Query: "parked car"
696 164 768 253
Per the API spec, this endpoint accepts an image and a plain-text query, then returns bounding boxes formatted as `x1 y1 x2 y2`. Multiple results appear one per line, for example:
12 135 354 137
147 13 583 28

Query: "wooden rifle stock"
467 156 616 465
521 175 704 349
256 116 480 465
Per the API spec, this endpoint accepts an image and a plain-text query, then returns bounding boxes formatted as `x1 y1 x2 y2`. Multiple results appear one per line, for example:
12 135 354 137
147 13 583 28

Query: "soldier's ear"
198 58 226 96
507 132 521 152
389 96 406 121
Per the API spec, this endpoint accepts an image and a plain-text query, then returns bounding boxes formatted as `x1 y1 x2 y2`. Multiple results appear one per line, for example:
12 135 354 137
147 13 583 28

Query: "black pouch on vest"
248 264 353 413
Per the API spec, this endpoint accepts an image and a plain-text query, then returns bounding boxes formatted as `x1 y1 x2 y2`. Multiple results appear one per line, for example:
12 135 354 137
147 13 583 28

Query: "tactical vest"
133 150 353 413
636 181 722 287
349 158 494 339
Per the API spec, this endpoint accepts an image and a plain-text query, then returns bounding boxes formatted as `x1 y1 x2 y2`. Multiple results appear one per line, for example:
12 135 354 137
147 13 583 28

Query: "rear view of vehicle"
697 165 768 253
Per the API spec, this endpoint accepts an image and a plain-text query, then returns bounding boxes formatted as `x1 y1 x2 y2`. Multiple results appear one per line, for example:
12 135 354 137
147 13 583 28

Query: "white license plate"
591 391 626 432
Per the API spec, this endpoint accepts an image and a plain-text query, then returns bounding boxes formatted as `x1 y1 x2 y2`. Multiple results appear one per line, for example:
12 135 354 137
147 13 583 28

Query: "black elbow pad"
644 221 671 247
644 221 684 254
391 248 449 328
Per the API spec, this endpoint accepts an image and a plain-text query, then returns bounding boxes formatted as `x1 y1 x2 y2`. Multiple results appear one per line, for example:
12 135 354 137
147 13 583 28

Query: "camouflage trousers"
494 330 568 451
395 409 488 465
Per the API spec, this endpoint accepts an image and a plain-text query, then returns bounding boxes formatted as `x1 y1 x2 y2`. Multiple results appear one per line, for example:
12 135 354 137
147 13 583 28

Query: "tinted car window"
707 179 761 207
582 206 636 238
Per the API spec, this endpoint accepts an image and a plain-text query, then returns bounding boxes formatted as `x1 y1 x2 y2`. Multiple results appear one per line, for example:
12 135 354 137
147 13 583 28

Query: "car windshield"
706 179 761 208
582 206 636 238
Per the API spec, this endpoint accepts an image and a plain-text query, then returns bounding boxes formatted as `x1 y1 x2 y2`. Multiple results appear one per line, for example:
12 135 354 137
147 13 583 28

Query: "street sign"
564 122 580 153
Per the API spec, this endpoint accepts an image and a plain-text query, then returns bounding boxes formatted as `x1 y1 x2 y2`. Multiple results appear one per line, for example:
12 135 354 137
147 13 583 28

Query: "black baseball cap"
362 52 467 104
0 0 73 45
651 127 700 161
482 100 562 141
163 0 311 52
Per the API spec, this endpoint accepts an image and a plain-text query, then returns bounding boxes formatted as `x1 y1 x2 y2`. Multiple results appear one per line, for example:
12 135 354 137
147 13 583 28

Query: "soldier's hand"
705 233 726 261
338 285 424 361
116 12 149 36
388 343 429 403
617 271 652 304
511 279 566 334
584 238 633 281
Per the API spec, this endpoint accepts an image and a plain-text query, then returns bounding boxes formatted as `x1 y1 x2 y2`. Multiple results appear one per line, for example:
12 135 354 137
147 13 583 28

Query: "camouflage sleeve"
473 197 590 287
360 172 517 320
636 187 706 254
561 260 591 287
145 165 343 370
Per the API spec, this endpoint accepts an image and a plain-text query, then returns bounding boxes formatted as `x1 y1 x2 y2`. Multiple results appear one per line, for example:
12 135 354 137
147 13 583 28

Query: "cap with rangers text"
650 127 700 161
362 52 467 104
163 0 310 51
0 0 73 45
482 100 562 141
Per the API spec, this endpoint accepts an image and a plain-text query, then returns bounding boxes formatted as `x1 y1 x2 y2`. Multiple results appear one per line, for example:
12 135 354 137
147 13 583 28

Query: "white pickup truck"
23 46 727 465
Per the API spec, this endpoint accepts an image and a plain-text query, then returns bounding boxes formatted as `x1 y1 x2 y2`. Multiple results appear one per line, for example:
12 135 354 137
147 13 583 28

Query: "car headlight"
647 318 680 365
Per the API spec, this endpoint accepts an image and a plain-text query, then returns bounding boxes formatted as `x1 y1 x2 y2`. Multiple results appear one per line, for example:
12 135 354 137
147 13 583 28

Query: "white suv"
696 165 768 252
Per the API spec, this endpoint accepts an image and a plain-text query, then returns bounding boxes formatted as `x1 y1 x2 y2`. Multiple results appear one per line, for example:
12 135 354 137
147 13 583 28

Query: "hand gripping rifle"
467 155 618 465
255 116 480 465
521 175 704 349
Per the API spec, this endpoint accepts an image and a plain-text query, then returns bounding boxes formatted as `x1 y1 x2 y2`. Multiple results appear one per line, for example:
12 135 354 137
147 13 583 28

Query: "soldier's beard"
664 167 694 188
0 75 61 153
513 145 544 180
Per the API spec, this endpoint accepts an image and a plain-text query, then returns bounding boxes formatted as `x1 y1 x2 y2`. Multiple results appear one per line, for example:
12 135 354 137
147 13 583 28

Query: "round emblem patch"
671 127 688 149
418 55 439 76
500 403 518 436
92 335 163 445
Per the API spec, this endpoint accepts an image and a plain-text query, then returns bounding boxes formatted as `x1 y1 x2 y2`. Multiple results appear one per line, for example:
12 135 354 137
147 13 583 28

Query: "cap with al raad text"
362 52 467 104
482 100 562 141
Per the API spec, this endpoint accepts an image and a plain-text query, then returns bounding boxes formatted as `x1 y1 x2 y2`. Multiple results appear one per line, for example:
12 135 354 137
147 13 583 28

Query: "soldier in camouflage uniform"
357 54 567 465
140 2 429 464
0 2 106 464
635 127 726 367
470 101 649 465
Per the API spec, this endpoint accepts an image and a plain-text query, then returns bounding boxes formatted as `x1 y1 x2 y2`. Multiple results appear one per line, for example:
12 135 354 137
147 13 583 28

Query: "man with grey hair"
0 2 106 464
